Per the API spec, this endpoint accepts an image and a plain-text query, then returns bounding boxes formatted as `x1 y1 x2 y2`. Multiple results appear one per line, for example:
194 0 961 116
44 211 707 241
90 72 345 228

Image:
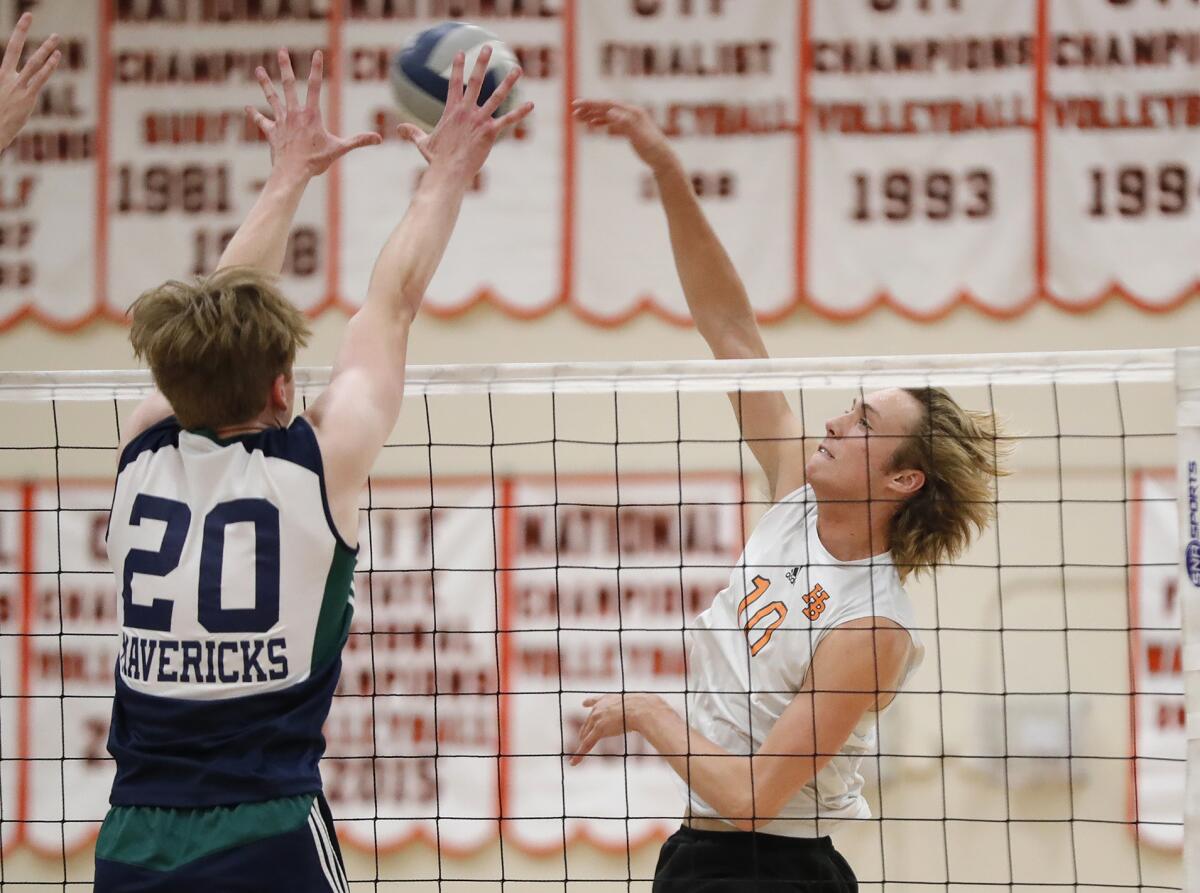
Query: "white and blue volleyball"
390 22 521 132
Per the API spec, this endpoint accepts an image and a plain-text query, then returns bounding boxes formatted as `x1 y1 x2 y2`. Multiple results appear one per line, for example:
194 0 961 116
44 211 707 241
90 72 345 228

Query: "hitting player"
96 47 531 891
570 100 1003 892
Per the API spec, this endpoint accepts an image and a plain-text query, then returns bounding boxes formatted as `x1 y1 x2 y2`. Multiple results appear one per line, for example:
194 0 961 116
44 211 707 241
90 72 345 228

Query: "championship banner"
1130 470 1184 851
3 473 743 856
1 0 1198 329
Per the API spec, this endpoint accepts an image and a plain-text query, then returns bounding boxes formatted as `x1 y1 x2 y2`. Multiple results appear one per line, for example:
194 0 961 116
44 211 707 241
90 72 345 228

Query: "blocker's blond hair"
887 387 1006 578
128 267 310 429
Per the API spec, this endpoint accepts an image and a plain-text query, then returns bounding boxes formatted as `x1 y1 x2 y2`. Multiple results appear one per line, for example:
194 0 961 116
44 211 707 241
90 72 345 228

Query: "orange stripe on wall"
16 482 35 845
796 0 810 310
1033 0 1049 295
560 0 577 310
94 0 113 314
497 477 515 832
325 3 345 308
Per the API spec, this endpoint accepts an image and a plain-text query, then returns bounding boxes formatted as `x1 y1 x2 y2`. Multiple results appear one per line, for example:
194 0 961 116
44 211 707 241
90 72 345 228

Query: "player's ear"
890 467 925 498
269 373 289 412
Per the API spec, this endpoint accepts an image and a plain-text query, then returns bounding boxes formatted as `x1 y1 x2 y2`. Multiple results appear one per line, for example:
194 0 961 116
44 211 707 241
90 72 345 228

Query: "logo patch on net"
1190 461 1200 587
1188 540 1200 588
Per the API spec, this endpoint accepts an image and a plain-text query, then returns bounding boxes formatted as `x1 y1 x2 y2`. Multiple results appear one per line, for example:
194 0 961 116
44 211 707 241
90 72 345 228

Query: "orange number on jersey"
737 575 788 657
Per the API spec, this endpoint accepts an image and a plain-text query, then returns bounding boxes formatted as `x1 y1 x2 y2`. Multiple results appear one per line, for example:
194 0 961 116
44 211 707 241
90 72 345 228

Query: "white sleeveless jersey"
684 484 924 837
105 417 356 807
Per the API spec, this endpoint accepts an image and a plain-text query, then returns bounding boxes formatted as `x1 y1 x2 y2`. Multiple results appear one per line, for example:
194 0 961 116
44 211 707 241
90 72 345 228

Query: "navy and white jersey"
684 484 924 836
105 416 356 808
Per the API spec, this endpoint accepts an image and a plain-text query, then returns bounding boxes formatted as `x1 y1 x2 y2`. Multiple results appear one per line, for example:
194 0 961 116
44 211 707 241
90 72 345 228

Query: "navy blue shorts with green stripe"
93 792 348 892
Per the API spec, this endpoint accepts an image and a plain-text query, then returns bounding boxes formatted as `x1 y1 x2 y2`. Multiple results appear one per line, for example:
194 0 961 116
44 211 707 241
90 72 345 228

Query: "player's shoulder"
774 483 816 510
272 417 358 551
184 417 324 475
243 416 323 477
741 484 814 553
121 416 327 478
760 483 817 527
844 561 914 623
117 415 182 474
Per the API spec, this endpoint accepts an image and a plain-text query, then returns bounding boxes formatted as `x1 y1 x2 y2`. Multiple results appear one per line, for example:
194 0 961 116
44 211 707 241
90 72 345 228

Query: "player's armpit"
741 618 913 827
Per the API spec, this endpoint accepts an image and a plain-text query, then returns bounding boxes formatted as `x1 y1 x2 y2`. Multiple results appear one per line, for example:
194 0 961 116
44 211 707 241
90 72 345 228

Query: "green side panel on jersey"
312 542 356 670
95 793 315 873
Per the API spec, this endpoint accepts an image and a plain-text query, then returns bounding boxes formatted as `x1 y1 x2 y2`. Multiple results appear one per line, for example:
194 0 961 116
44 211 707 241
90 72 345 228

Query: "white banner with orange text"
1 0 1198 329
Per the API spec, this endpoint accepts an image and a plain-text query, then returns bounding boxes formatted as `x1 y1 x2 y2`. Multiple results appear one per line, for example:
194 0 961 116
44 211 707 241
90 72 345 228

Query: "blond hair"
128 267 311 429
887 388 1007 578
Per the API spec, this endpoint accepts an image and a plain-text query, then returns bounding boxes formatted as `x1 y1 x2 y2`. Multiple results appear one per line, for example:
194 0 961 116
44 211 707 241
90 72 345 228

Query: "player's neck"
814 499 892 562
214 408 284 439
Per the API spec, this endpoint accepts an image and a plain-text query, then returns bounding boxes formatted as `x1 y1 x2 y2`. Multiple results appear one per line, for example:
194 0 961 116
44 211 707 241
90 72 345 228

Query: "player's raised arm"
218 48 381 272
0 12 60 152
573 100 806 501
120 48 380 454
305 48 532 530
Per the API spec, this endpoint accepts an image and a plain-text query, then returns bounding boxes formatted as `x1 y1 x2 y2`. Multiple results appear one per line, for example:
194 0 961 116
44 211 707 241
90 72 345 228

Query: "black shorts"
652 825 858 892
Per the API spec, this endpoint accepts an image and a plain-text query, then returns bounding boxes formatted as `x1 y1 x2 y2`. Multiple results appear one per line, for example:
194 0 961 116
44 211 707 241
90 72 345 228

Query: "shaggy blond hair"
128 267 310 429
887 388 1007 578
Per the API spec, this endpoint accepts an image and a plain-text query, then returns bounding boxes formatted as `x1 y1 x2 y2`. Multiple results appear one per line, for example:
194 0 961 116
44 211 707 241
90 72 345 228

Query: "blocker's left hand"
248 48 382 179
396 46 533 177
0 12 60 152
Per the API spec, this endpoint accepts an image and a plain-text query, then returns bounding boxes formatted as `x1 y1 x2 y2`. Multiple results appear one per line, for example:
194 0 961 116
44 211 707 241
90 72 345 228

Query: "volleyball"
389 22 521 132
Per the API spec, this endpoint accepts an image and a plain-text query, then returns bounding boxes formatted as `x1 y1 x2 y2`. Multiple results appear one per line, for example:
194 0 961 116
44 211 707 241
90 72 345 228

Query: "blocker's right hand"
572 99 676 173
397 46 533 177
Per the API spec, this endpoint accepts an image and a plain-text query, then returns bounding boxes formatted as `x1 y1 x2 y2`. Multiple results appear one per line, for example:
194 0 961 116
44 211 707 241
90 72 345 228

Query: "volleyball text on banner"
1046 1 1200 307
1 2 1200 326
572 0 799 323
806 0 1037 318
1130 470 1184 851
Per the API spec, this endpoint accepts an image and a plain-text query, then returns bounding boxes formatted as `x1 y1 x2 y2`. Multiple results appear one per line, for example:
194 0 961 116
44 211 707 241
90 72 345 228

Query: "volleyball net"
0 347 1192 891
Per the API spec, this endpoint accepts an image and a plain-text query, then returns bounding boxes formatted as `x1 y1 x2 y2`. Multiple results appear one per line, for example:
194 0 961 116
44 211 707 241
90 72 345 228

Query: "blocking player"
0 11 62 151
570 100 1003 892
96 47 531 891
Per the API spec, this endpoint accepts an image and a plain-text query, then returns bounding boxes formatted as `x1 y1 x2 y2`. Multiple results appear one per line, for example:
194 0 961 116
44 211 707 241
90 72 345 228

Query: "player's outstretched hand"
396 46 533 177
573 99 675 172
0 12 60 152
248 48 382 179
